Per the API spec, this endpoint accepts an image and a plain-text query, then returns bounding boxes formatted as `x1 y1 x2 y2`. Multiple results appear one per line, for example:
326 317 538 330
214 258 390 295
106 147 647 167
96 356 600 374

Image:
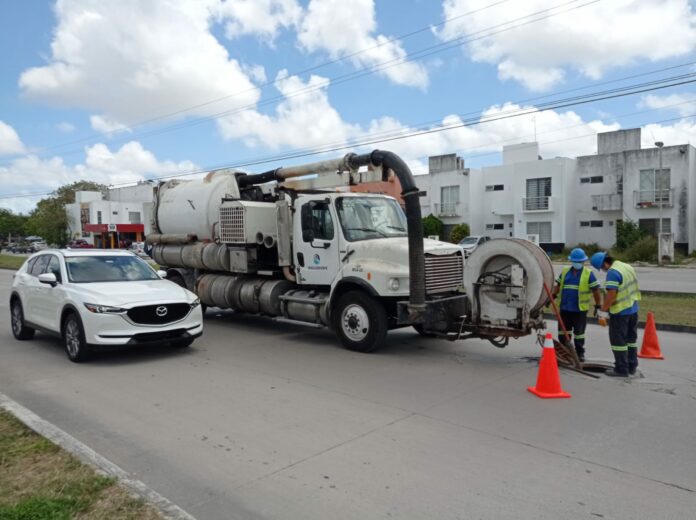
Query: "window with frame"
638 218 671 236
46 255 62 283
97 211 102 224
590 176 603 184
440 185 459 213
590 220 603 228
485 184 504 192
525 178 551 210
29 255 50 276
526 221 552 242
580 177 590 184
485 223 504 230
639 168 671 203
301 201 334 241
128 211 141 224
580 221 590 227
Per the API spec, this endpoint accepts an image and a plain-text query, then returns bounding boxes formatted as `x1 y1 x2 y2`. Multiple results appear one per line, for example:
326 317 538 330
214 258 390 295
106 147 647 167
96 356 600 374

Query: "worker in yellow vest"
591 251 642 377
551 248 602 362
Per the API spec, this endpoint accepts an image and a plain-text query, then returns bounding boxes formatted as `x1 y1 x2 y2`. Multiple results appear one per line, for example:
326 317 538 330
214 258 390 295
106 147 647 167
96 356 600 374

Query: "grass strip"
0 409 162 520
639 292 696 327
0 255 26 271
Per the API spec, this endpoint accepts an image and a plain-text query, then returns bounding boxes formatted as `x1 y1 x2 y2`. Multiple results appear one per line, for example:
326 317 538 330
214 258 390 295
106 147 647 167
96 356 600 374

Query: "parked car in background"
9 249 203 362
458 235 491 258
29 241 47 252
68 239 93 249
129 241 146 256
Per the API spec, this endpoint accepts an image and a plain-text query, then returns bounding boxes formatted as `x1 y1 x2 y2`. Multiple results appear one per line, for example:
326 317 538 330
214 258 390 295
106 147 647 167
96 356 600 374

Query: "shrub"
574 242 602 257
621 236 657 263
615 219 644 251
449 223 470 244
422 214 444 240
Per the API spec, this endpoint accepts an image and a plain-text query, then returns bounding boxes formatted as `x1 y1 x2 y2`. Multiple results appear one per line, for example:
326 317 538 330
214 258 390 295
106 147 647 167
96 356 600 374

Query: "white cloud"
0 121 26 156
90 115 131 134
642 119 696 148
19 0 261 130
297 0 429 89
212 0 301 40
0 141 196 214
438 0 696 90
640 93 696 118
217 70 360 149
56 121 76 133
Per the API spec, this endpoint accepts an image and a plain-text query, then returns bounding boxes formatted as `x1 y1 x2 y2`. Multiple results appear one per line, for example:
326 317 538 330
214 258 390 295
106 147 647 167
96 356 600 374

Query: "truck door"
293 198 340 286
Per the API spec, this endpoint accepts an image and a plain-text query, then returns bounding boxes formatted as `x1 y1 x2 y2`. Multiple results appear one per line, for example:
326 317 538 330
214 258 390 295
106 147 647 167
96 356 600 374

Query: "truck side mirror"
302 229 315 242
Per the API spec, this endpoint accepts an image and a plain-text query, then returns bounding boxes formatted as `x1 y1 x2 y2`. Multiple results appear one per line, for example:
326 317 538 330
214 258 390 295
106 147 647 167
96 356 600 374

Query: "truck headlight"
388 278 400 291
83 303 127 314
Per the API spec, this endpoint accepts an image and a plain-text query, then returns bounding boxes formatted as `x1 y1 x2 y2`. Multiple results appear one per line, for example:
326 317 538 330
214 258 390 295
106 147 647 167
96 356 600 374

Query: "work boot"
575 347 585 363
628 347 638 375
611 350 629 376
605 369 629 378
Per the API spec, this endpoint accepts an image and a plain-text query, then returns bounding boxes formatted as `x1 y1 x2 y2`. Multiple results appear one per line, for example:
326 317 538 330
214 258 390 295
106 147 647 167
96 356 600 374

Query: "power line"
2 76 693 202
16 0 597 162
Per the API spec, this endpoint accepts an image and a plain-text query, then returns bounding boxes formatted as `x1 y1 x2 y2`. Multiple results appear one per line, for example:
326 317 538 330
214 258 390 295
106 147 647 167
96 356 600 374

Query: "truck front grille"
425 253 464 294
127 303 191 325
219 206 245 243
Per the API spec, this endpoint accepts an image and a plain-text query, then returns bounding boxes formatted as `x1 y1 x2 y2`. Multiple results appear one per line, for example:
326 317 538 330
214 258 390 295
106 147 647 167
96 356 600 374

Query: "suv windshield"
336 197 407 242
459 237 479 246
66 255 159 283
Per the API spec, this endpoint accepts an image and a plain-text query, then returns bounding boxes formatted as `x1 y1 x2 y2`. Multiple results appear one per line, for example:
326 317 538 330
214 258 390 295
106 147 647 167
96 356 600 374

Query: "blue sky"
1 0 696 213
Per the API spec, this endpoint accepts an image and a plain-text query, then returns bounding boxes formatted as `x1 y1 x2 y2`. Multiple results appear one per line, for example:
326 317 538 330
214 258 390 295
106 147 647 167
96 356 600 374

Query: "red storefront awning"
83 223 144 233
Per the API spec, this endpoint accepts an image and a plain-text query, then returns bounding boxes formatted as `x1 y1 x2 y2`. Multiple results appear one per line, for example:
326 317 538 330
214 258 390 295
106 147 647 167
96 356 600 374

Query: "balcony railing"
435 202 461 217
633 188 674 209
522 196 553 212
592 193 623 211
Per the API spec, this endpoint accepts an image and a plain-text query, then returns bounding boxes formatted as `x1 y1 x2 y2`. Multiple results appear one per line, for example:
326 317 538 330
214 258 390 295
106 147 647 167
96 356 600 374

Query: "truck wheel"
333 291 387 353
11 300 35 340
63 313 91 363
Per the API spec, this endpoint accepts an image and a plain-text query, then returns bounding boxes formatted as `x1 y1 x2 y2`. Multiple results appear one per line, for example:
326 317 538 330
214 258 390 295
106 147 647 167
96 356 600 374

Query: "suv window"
29 255 50 276
46 255 62 283
24 256 38 274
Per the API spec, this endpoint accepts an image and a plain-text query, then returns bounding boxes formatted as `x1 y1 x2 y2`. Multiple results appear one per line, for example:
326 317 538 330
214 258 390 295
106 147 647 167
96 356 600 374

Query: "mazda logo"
155 306 168 317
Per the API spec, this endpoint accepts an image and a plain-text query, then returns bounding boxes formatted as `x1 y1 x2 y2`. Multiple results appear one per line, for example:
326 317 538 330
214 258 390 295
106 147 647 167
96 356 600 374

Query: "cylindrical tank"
154 244 185 268
195 275 294 316
201 243 230 271
258 280 293 315
282 290 329 325
181 242 207 270
156 170 241 241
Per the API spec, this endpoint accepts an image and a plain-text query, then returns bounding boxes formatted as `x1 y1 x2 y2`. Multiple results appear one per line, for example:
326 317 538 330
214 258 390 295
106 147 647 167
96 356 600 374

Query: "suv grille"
127 303 191 325
425 253 464 294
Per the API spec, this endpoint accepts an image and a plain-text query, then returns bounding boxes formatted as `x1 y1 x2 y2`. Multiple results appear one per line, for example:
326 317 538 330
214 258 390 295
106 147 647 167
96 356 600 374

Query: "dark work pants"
558 310 587 357
608 313 639 375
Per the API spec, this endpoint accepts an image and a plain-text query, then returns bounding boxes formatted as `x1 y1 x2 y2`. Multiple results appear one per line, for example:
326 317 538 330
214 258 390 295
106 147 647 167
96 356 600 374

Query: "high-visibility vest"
607 260 641 315
555 266 592 312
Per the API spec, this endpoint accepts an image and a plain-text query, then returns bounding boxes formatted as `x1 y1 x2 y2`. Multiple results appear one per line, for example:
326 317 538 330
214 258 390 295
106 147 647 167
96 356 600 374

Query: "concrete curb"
543 313 696 334
0 392 196 520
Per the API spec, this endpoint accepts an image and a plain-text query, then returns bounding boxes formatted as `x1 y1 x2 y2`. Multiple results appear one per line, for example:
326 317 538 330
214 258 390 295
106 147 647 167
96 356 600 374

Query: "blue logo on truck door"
313 254 320 265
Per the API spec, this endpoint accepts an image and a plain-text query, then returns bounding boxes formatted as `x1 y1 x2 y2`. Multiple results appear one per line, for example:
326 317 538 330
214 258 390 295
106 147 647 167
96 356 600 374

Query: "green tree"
449 223 470 244
615 219 644 251
422 214 444 240
0 209 28 239
26 181 107 246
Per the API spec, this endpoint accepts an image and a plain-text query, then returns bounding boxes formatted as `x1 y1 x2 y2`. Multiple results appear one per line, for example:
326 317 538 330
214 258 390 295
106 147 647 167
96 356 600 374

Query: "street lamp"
655 141 664 265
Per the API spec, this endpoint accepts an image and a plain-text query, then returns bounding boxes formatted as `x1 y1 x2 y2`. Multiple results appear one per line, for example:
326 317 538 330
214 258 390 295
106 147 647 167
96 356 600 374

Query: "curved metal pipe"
348 150 426 320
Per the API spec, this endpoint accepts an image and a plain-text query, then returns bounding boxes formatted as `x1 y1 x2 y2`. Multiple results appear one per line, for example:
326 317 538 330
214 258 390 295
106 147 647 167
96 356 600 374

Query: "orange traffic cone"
639 312 664 359
528 332 571 399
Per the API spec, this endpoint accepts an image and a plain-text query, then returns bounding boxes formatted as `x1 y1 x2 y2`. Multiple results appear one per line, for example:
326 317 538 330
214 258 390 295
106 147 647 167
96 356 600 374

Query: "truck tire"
333 291 387 353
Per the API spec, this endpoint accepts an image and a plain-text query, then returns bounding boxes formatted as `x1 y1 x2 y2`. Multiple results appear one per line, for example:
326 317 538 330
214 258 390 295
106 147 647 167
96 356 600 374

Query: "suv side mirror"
157 270 167 279
38 272 58 287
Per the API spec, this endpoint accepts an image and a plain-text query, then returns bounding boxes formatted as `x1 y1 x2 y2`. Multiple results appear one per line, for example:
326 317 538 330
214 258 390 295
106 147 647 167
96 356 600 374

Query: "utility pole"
655 141 664 265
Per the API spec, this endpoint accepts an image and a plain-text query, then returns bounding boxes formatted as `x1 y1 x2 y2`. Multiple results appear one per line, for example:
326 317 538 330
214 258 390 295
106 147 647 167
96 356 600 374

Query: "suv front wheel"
63 313 90 363
10 299 35 340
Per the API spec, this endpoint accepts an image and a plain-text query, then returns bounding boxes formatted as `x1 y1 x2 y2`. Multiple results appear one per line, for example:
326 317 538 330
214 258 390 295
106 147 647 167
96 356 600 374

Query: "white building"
419 129 696 254
65 182 155 247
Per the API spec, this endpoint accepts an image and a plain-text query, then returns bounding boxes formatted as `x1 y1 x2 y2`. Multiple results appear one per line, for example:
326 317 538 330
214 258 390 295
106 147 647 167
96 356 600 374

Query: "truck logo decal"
313 254 321 265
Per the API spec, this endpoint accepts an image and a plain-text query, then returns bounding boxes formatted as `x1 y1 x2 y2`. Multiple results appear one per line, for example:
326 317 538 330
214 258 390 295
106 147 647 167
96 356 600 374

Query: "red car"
68 239 93 249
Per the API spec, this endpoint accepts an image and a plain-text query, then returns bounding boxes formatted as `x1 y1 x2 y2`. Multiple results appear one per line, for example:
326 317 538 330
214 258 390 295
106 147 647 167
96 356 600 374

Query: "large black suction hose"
348 150 426 321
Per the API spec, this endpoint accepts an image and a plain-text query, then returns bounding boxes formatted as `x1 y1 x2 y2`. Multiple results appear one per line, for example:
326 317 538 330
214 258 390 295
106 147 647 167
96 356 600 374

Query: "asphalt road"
552 263 696 293
1 269 695 519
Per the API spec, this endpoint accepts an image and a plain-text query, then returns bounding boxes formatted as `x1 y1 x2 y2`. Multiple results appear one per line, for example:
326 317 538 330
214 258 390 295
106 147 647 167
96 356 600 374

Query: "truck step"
272 317 325 329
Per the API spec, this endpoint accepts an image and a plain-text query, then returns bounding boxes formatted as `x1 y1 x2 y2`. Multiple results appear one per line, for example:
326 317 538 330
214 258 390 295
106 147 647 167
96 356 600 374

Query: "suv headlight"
83 303 127 314
190 298 201 308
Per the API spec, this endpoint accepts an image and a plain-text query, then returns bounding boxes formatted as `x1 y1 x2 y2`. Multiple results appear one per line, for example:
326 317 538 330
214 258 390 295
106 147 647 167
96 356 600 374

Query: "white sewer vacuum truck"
148 150 554 352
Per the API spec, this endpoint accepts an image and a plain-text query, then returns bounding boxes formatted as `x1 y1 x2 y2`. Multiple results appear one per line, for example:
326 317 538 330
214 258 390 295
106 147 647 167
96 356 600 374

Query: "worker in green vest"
591 251 642 377
551 248 602 362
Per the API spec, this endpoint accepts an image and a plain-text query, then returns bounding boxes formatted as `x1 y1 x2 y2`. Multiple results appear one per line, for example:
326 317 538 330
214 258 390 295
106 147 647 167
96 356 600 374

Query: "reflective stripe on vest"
607 261 641 314
555 266 592 312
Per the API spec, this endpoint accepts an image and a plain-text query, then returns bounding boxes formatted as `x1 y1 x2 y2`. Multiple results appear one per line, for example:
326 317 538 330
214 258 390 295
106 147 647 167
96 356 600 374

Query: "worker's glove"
597 310 609 327
593 304 601 317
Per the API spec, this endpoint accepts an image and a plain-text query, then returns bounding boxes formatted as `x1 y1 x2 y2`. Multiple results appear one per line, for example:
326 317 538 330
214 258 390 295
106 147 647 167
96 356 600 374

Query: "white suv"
9 249 203 362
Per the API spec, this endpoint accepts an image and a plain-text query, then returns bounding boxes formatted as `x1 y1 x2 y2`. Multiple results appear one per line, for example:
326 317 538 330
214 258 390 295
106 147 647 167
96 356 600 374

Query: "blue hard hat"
568 248 588 262
590 251 607 270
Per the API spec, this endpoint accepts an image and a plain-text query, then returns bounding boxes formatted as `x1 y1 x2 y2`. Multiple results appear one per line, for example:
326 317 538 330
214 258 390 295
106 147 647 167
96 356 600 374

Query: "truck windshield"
336 197 407 242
